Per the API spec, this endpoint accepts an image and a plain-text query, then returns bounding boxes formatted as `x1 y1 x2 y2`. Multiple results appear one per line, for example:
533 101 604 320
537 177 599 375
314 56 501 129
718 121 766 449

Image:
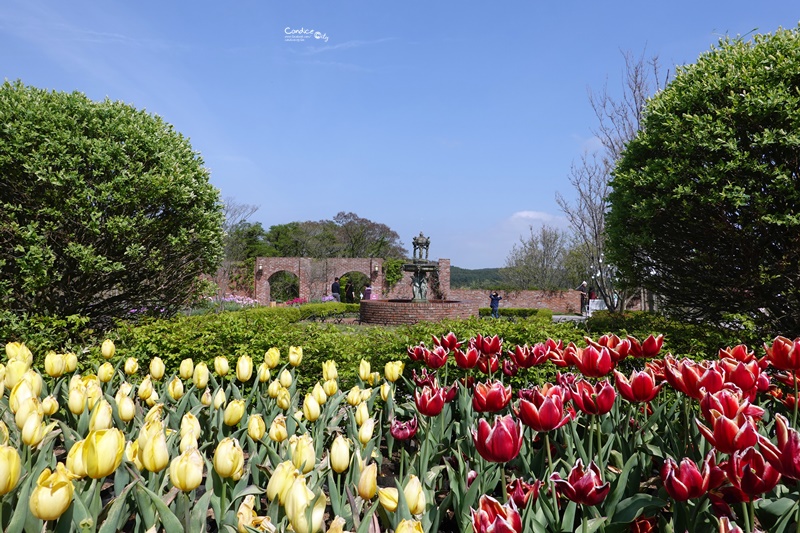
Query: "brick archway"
254 258 385 305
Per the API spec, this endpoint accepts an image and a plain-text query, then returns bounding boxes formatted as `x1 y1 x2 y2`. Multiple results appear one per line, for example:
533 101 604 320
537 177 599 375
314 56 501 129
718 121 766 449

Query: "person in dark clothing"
489 291 502 319
363 283 372 301
331 277 341 302
344 281 355 303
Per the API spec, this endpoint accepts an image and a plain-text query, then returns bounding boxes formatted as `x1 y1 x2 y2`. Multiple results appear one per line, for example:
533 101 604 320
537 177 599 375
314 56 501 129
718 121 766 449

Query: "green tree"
0 81 224 326
501 225 572 290
607 27 800 335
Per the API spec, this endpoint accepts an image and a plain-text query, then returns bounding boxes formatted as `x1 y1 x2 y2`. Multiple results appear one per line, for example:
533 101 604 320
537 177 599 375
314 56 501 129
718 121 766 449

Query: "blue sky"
3 1 798 268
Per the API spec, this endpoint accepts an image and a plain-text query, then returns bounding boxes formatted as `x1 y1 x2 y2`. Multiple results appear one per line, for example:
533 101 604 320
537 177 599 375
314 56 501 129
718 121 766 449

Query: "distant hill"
450 266 504 289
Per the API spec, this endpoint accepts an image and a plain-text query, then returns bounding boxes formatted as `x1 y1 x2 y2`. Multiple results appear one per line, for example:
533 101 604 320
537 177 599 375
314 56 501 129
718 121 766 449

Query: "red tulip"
445 381 459 403
517 386 572 432
645 359 666 381
569 379 616 416
414 384 446 417
390 417 418 440
407 343 426 362
629 516 657 533
627 334 664 358
454 347 479 369
475 334 503 356
502 359 518 377
764 336 800 371
758 413 800 479
412 368 436 388
723 446 781 499
476 354 499 375
665 356 724 400
472 415 524 463
507 478 542 508
719 357 762 401
565 343 615 378
614 369 663 403
550 459 610 506
661 451 725 501
719 344 756 363
587 334 631 363
696 411 759 455
433 332 461 351
509 344 549 368
424 346 449 369
699 388 764 425
470 494 522 533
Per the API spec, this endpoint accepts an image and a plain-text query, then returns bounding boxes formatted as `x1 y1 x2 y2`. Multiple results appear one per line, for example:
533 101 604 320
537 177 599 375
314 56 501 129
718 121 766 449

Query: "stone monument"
405 232 437 302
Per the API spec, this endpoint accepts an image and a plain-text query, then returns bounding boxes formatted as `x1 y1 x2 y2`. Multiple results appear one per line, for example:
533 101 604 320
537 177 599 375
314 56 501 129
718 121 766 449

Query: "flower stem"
794 370 798 429
545 432 559 521
595 415 602 473
741 501 751 533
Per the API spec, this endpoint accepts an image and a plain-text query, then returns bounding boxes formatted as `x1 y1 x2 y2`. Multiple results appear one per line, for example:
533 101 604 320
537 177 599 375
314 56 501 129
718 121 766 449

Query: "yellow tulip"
124 357 139 376
15 397 41 430
224 399 246 426
0 421 7 446
381 381 391 402
6 341 33 363
117 395 136 422
170 447 204 492
138 375 153 401
193 362 209 389
264 347 280 368
266 460 298 504
24 369 43 397
44 351 66 378
377 487 399 512
330 435 350 474
4 359 28 389
213 388 226 409
395 519 424 533
322 360 338 381
86 381 103 411
359 359 371 382
179 358 194 380
357 462 378 500
236 355 253 382
22 412 52 447
149 357 165 381
302 394 321 422
145 390 159 407
276 387 291 411
346 386 362 406
126 441 144 470
64 352 78 373
267 380 282 398
279 369 293 388
284 477 326 533
116 381 133 400
0 445 21 495
404 475 426 515
312 383 327 405
360 388 373 402
247 414 266 441
138 420 169 473
168 376 184 401
323 378 339 396
214 356 229 377
368 371 381 386
29 464 77 521
179 432 198 454
89 399 114 431
66 439 88 478
68 384 86 415
83 428 125 479
290 434 316 474
257 362 270 383
213 437 244 480
236 494 272 533
101 339 115 360
269 414 288 442
180 413 201 439
42 395 59 416
385 361 405 382
97 361 114 383
358 418 375 446
144 403 164 424
200 388 212 406
9 379 34 414
355 402 369 427
288 346 303 367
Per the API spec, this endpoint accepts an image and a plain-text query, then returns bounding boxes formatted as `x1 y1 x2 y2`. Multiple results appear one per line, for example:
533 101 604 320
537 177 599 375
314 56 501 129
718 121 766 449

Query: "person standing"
576 281 587 315
331 277 341 302
344 281 355 303
489 291 502 319
363 282 372 301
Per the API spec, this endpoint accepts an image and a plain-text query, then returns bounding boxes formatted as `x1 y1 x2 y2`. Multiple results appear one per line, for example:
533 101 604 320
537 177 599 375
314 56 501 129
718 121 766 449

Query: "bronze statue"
412 232 430 261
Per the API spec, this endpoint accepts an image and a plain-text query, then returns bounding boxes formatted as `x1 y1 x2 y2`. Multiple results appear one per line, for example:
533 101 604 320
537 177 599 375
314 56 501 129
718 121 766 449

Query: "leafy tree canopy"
0 81 224 326
607 27 800 334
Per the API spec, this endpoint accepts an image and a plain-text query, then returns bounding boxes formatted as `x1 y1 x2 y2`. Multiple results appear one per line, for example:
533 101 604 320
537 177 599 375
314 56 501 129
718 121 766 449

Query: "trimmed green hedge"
478 307 554 320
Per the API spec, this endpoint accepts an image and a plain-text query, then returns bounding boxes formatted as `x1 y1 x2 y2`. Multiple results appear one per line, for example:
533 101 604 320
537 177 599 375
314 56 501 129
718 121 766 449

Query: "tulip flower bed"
2 332 800 533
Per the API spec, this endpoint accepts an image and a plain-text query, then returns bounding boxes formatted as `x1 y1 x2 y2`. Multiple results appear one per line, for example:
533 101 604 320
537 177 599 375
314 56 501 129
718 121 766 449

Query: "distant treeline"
450 266 504 289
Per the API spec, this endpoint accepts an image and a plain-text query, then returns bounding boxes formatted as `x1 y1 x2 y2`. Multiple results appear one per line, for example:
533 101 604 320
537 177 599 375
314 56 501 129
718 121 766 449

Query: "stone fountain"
358 232 479 325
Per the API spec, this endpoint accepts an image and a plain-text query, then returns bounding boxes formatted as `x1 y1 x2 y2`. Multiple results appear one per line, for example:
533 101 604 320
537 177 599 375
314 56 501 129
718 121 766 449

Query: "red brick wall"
360 299 479 325
447 288 582 315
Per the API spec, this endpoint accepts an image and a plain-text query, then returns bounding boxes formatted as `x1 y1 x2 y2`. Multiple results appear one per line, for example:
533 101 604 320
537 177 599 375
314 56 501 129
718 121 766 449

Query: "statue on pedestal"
411 269 428 301
412 232 430 261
